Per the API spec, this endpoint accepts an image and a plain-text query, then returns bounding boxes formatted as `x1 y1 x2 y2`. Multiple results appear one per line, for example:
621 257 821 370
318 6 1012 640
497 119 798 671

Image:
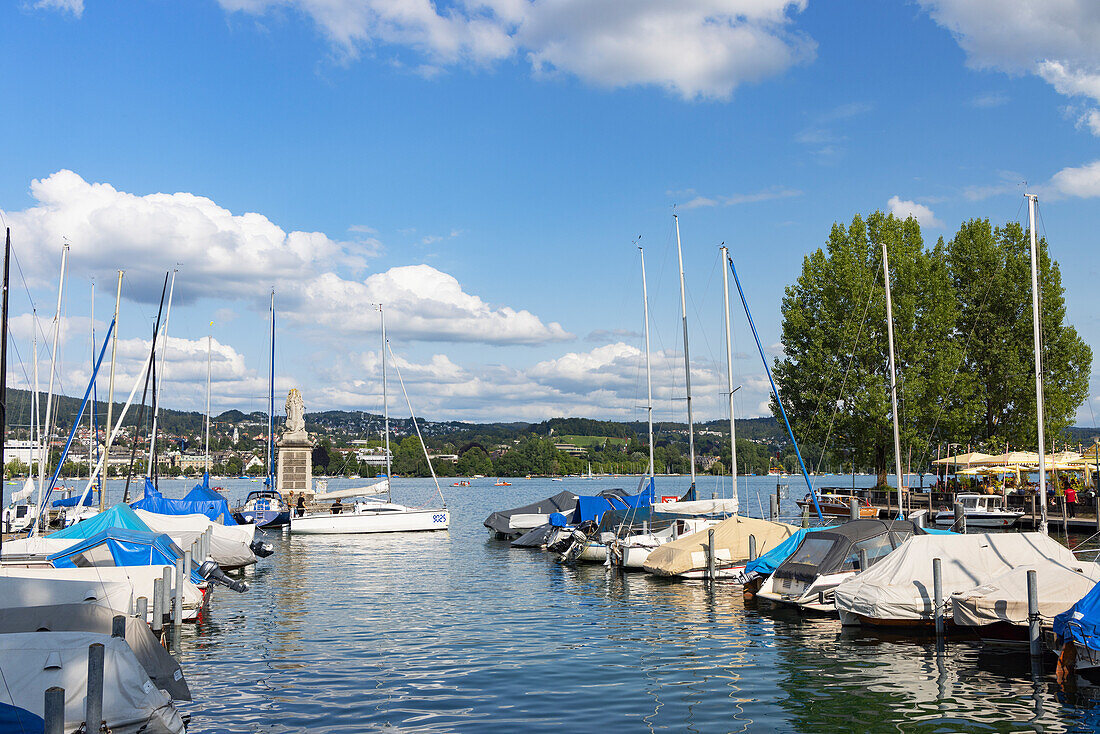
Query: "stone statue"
284 388 306 436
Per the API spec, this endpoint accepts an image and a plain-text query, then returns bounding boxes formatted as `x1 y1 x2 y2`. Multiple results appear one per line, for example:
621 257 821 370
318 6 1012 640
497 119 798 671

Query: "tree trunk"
875 442 888 488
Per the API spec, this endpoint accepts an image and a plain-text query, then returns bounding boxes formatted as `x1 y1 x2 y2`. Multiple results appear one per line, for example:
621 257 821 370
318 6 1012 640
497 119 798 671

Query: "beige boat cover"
952 561 1100 628
643 515 797 576
134 509 256 569
834 532 1077 622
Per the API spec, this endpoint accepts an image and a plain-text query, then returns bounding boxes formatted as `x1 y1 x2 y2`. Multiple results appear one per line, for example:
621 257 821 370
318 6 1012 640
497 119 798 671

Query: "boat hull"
290 508 449 534
933 511 1022 528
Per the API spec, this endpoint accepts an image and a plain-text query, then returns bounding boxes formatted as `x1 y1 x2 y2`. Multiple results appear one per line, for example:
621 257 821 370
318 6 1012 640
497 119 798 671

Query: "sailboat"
290 305 449 534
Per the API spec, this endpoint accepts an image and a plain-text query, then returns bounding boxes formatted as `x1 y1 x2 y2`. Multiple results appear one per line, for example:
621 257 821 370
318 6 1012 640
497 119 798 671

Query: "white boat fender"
250 539 275 558
199 560 250 593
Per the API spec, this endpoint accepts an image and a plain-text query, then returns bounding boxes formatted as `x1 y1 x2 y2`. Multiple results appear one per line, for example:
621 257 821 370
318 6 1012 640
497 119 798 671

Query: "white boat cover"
643 516 797 577
134 509 256 569
952 560 1100 628
834 532 1077 622
10 478 35 503
0 566 204 620
1 535 76 558
0 631 185 733
0 604 190 701
312 479 389 501
654 498 740 517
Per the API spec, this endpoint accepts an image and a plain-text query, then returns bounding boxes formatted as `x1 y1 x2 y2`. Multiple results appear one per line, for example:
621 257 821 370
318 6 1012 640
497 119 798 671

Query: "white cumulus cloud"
1048 159 1100 198
887 196 943 229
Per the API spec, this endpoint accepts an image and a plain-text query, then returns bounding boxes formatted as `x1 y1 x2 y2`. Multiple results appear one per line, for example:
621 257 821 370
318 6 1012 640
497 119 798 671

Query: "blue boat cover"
1055 575 1100 651
48 503 153 539
0 702 43 733
549 485 655 527
48 528 202 583
132 475 237 525
51 491 96 508
743 526 836 578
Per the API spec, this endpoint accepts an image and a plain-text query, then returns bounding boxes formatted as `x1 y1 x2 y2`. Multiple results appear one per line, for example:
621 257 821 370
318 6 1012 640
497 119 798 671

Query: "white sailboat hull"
291 507 449 534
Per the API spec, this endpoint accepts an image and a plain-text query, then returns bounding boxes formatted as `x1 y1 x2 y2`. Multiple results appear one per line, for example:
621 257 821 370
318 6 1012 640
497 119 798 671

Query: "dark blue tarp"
743 527 835 578
1055 575 1100 651
49 503 152 539
51 491 96 508
49 528 202 583
131 474 237 525
549 485 654 527
0 702 43 733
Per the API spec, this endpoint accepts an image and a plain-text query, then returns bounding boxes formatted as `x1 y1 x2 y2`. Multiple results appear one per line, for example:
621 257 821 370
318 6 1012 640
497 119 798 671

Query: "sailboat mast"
639 247 654 478
146 270 175 477
380 305 392 501
35 244 68 533
720 246 739 512
205 322 212 475
267 290 274 491
1027 193 1049 535
674 215 696 490
882 244 904 516
102 271 122 510
88 280 95 490
0 229 10 555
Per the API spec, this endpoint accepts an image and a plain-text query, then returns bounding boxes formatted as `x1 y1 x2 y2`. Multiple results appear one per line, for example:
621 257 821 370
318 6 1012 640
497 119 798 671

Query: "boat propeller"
250 539 275 558
199 560 250 593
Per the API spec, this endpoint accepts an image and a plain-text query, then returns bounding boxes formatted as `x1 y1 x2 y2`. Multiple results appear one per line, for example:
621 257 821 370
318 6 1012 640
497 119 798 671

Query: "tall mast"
380 304 392 501
146 270 175 477
1027 193 1049 535
32 307 38 486
205 321 213 475
720 245 739 513
88 280 95 491
0 230 10 555
102 271 122 510
674 215 696 491
35 243 68 532
638 247 654 478
882 244 904 517
267 290 274 491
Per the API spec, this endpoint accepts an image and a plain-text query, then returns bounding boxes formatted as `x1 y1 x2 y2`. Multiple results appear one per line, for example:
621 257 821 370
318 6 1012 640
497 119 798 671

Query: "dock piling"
86 643 104 733
44 686 64 734
953 503 966 534
1095 496 1099 532
859 548 869 572
707 528 716 581
136 596 147 624
152 579 163 632
161 567 172 623
173 557 185 626
769 494 778 521
111 614 125 639
849 498 858 521
748 534 757 561
801 504 810 528
1027 569 1041 657
933 557 944 649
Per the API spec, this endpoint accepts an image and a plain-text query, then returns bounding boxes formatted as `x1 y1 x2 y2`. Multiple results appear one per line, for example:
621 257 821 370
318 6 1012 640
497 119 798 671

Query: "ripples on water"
133 476 1100 732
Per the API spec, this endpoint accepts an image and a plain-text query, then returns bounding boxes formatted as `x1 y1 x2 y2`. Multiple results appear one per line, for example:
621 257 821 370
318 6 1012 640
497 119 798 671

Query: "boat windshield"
841 534 895 571
788 537 834 567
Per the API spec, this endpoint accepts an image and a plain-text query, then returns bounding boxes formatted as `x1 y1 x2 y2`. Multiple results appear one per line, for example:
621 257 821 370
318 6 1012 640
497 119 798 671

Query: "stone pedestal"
277 431 314 496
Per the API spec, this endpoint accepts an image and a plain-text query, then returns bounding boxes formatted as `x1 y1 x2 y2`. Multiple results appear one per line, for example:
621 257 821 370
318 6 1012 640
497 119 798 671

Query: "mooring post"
86 643 104 733
173 557 185 626
914 510 925 529
1031 495 1037 527
776 482 781 516
748 534 757 561
859 548 869 572
849 498 859 521
136 596 148 624
769 494 778 522
1028 569 1041 658
152 579 163 632
111 614 126 639
44 686 64 734
161 567 172 623
954 502 966 534
1095 495 1100 533
933 557 944 650
707 528 716 582
801 504 810 528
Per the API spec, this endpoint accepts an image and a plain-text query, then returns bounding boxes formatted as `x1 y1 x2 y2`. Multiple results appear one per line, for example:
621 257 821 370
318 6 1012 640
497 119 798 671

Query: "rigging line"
810 255 882 477
385 341 446 509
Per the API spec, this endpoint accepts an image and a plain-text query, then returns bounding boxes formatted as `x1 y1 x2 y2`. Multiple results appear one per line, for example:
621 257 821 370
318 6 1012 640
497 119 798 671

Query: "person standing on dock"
1066 484 1078 518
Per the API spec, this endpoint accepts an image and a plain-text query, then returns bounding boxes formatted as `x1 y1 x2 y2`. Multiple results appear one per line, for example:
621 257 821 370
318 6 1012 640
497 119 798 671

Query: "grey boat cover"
953 561 1100 628
0 603 190 701
511 524 555 548
484 491 578 535
772 519 927 584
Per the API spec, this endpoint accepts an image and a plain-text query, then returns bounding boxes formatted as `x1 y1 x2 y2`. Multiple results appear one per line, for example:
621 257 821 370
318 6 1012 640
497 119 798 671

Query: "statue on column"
284 388 307 437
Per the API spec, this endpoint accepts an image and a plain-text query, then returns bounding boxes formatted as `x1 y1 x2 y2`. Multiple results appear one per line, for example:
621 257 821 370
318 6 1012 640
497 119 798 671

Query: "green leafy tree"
456 447 493 476
774 212 962 486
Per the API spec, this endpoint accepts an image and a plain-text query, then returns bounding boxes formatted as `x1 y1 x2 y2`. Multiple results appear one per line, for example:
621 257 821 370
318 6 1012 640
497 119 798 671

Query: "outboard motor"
199 560 250 593
556 520 599 564
250 539 275 558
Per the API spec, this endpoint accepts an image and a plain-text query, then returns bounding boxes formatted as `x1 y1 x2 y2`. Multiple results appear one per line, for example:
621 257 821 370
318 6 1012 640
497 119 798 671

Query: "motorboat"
232 488 291 529
954 560 1100 642
834 532 1077 628
543 488 651 563
643 515 798 579
494 481 512 486
483 490 578 539
290 496 449 534
795 491 879 519
609 515 725 569
755 519 933 612
1055 574 1100 679
933 493 1023 528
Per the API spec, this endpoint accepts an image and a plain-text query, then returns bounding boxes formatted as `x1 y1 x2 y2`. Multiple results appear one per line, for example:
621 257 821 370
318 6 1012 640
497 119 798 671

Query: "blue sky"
1 0 1099 429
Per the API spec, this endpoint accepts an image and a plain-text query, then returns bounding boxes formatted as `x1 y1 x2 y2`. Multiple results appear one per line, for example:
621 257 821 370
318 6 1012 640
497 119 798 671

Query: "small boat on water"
484 490 578 540
795 490 879 519
643 515 797 579
494 480 512 486
933 493 1023 528
452 480 471 487
232 488 291 529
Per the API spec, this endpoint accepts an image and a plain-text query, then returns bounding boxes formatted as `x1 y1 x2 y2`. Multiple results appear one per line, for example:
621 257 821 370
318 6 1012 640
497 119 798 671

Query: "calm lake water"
131 475 1100 732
